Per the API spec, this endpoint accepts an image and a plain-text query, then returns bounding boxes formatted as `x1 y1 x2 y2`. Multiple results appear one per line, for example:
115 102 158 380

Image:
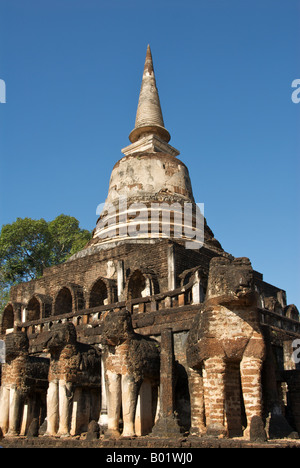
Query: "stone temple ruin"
0 46 300 444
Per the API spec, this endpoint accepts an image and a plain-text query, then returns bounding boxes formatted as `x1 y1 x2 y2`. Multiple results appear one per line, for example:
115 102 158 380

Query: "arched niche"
54 287 73 316
1 304 14 333
89 278 108 308
127 270 149 300
27 296 41 322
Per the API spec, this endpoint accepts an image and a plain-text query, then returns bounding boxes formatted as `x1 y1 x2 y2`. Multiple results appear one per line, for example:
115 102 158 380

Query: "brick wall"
9 240 217 313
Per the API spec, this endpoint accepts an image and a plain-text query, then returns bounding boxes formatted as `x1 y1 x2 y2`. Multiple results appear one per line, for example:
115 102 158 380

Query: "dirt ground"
1 434 300 449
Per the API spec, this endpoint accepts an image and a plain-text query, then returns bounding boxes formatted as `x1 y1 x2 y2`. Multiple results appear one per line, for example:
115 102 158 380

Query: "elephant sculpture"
186 256 266 438
100 309 160 438
43 321 101 437
0 330 49 436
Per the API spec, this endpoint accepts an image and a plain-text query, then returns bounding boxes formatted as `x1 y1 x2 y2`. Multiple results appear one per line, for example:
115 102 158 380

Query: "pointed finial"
129 45 170 144
143 44 154 76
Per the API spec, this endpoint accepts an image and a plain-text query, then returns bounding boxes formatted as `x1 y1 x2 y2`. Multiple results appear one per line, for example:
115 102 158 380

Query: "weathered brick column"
203 356 226 436
187 367 205 436
151 328 181 437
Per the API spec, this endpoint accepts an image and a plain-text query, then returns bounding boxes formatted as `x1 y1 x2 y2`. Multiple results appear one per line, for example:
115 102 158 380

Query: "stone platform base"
1 435 300 449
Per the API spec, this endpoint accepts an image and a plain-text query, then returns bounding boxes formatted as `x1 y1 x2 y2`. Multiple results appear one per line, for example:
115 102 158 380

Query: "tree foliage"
0 271 10 315
0 215 91 310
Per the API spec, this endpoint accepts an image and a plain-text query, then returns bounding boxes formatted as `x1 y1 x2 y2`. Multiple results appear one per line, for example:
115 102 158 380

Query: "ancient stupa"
0 46 299 443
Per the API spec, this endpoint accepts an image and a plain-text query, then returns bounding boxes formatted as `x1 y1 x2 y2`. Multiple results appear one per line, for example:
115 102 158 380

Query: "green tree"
0 217 51 283
47 214 91 264
0 271 10 315
0 215 91 307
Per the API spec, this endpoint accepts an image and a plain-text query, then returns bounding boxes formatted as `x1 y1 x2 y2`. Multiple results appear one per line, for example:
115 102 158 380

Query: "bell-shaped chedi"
75 45 222 255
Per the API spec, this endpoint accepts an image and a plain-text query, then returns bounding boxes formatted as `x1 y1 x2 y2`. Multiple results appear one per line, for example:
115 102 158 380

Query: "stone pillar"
117 260 124 301
99 355 108 431
192 271 203 304
167 245 176 291
160 329 175 417
151 328 181 436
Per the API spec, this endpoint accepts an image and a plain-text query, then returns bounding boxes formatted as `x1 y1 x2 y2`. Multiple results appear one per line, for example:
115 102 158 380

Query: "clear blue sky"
0 0 299 306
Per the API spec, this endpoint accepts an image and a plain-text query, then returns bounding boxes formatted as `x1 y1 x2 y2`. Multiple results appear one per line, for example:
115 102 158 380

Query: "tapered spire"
129 45 171 144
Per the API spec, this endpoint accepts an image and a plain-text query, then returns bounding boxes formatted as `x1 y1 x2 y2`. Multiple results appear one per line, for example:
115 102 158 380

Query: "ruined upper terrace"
2 277 300 352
